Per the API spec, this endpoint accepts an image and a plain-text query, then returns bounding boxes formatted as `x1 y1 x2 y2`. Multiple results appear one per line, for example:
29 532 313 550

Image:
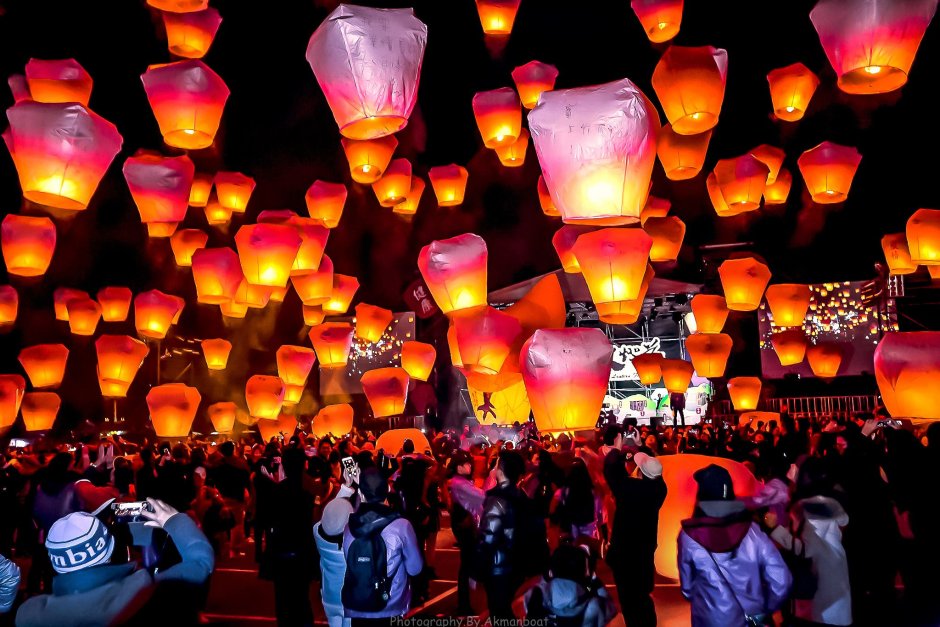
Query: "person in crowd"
314 465 358 627
524 542 616 627
551 458 604 545
670 392 686 426
679 464 792 627
447 449 484 615
155 443 195 514
0 553 20 614
210 441 251 559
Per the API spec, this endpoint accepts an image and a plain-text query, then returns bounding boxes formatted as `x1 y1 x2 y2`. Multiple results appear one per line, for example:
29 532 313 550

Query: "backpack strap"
705 549 765 623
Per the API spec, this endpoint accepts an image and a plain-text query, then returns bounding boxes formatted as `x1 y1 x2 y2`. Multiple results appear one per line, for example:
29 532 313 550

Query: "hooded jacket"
342 503 423 619
524 577 616 627
0 554 20 614
679 506 792 627
314 522 351 627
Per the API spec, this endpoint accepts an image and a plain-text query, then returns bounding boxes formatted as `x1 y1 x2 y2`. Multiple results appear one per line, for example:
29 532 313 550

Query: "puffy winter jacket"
0 554 20 613
314 522 351 627
524 577 616 627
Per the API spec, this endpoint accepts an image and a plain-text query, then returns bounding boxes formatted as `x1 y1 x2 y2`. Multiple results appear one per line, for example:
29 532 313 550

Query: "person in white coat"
314 490 355 627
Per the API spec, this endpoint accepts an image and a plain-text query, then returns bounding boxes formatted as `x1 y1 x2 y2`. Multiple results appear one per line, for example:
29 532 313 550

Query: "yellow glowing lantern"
341 136 398 185
53 288 89 321
712 155 770 213
882 233 917 275
765 284 811 327
147 0 207 11
269 285 288 302
393 176 426 216
472 87 521 148
189 173 212 207
631 0 683 42
572 227 653 304
355 303 393 343
512 61 558 109
401 341 436 381
595 264 654 325
763 168 792 205
146 222 179 238
141 60 229 150
685 333 732 378
797 142 862 204
291 255 334 305
277 345 316 404
123 152 194 234
162 7 222 59
257 413 298 442
376 428 431 455
219 298 247 319
767 63 819 122
538 175 560 217
475 0 521 36
661 358 694 393
718 257 772 311
494 129 529 167
213 171 255 213
134 289 183 340
201 338 231 370
807 342 842 378
303 304 325 326
203 198 232 225
418 233 488 315
290 217 329 274
308 322 355 368
208 401 237 433
772 329 807 366
874 331 940 420
245 375 285 420
453 306 522 375
657 124 711 181
632 352 664 385
706 172 739 218
67 298 101 336
644 216 685 262
96 335 149 397
361 367 410 417
232 279 272 310
428 164 468 207
552 225 596 273
235 224 301 288
372 158 412 207
651 45 728 135
0 375 25 434
312 404 354 438
749 145 785 184
0 286 17 325
24 58 92 104
192 247 242 304
147 383 201 438
170 229 208 267
1 215 56 277
19 344 69 389
323 274 359 315
906 208 940 266
305 180 347 228
728 377 761 411
690 294 729 334
21 392 59 432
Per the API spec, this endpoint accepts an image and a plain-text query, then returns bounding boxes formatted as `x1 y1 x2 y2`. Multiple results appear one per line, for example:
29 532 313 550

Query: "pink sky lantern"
418 233 488 315
291 254 334 305
163 7 223 59
631 0 683 43
874 331 940 420
0 375 26 435
24 58 93 105
134 289 183 340
361 367 410 417
766 62 819 122
712 154 770 214
4 101 122 211
53 288 88 321
651 46 728 135
192 247 242 304
521 328 613 434
290 216 329 274
147 383 201 438
123 151 194 232
1 215 56 277
0 286 16 325
453 306 522 375
811 0 938 94
141 59 229 150
797 141 862 204
235 224 302 288
305 181 347 228
306 5 427 140
511 61 559 109
528 78 659 225
472 87 522 149
308 322 355 368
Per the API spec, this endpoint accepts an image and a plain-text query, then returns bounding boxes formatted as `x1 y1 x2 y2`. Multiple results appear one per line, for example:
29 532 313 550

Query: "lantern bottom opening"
146 222 179 238
5 265 49 278
665 165 700 181
646 23 679 43
169 44 208 58
726 301 760 312
774 107 806 122
340 116 408 141
163 129 215 150
671 112 718 135
350 167 384 185
838 66 907 95
811 190 848 204
379 195 407 207
561 214 640 227
24 189 87 211
483 134 518 149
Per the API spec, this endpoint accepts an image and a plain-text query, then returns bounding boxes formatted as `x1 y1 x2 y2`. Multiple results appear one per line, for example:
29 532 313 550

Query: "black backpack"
342 512 401 612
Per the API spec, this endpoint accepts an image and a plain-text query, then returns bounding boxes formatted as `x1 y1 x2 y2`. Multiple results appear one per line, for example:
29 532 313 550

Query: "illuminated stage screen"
319 313 416 396
758 281 897 379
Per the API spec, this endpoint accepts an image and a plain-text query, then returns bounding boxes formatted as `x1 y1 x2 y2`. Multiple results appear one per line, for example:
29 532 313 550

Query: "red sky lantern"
906 208 940 266
874 331 940 420
24 58 93 105
475 0 521 36
712 155 770 214
763 168 792 205
686 333 733 378
661 358 694 394
141 59 229 150
651 45 728 135
53 288 88 321
372 158 413 207
428 164 469 206
305 180 348 227
537 175 560 217
765 283 811 327
340 136 398 185
401 341 436 382
0 286 17 325
494 128 529 167
208 401 237 433
170 229 208 267
189 173 212 207
67 298 101 336
644 216 686 262
631 0 683 43
393 176 426 216
291 254 334 305
245 375 285 420
727 377 761 411
235 223 301 288
2 215 56 277
147 383 201 438
322 274 359 315
277 345 317 404
419 233 488 315
21 392 59 432
312 403 354 438
718 257 772 311
162 7 222 59
511 61 559 109
19 344 68 389
657 124 710 181
797 142 861 204
572 227 653 304
0 375 25 435
632 352 664 385
473 87 521 149
123 151 194 233
134 289 183 340
306 5 427 139
749 145 785 185
690 294 729 334
201 338 232 370
355 303 394 343
772 328 808 366
192 247 242 305
641 196 671 223
361 367 410 417
96 335 149 398
807 342 843 378
308 322 355 368
453 306 522 375
214 171 255 214
766 62 819 122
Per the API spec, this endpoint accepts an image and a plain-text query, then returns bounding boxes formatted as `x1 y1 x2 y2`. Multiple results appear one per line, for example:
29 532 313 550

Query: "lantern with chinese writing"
807 342 843 378
810 0 938 95
355 303 393 343
906 208 940 266
418 233 488 315
192 248 242 304
24 58 92 104
1 215 56 277
632 352 664 385
305 180 347 227
277 345 316 404
4 101 123 210
552 225 596 273
163 7 222 59
201 338 231 370
631 0 683 43
765 284 811 327
306 5 427 139
96 335 149 397
475 0 521 36
401 341 435 382
291 255 334 305
537 175 560 217
711 155 770 213
341 136 398 185
361 367 410 417
797 142 861 204
651 46 728 135
323 274 359 315
685 333 732 378
521 328 612 433
141 60 229 149
21 392 59 432
529 78 658 225
134 290 183 340
245 375 285 420
690 294 729 334
257 413 298 442
719 257 772 311
595 264 654 325
147 383 200 438
19 344 68 389
170 229 208 267
123 152 194 233
208 401 236 433
512 61 558 109
882 233 917 275
767 63 819 122
473 87 521 149
235 224 301 288
372 158 412 207
657 124 710 181
376 428 430 455
67 298 101 336
661 358 694 393
771 329 807 366
727 377 761 411
453 307 522 375
763 168 792 205
394 176 426 216
308 322 355 368
0 286 17 325
572 227 653 306
312 403 354 438
644 216 685 262
0 375 25 434
189 173 212 207
874 331 940 419
53 288 87 321
428 164 468 207
494 129 529 167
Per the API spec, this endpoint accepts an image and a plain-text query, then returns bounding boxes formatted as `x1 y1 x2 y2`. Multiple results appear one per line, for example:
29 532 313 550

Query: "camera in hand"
111 501 154 524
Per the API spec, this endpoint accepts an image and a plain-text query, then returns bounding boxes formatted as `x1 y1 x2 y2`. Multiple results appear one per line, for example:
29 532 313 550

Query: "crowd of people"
0 409 938 627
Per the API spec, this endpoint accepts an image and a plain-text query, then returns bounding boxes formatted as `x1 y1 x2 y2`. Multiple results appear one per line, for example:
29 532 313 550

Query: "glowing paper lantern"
290 218 329 274
147 0 207 12
277 345 316 404
685 333 733 378
631 0 683 43
473 87 521 149
232 279 272 310
146 222 179 238
53 288 89 321
651 46 728 135
906 208 940 266
428 164 468 207
767 63 819 122
661 359 694 393
147 383 201 438
219 297 247 319
189 173 212 207
141 60 229 150
213 172 254 214
376 428 430 455
306 5 427 139
632 352 664 385
874 331 940 419
134 289 183 340
19 344 69 389
203 199 232 225
201 338 232 370
401 341 435 382
718 257 772 311
641 197 671 223
644 216 685 262
765 284 811 327
494 129 529 167
372 158 412 207
594 264 654 325
447 324 463 368
245 375 285 420
797 142 861 204
24 58 92 105
235 224 301 288
291 255 334 305
323 274 359 315
123 152 194 232
749 145 785 185
572 227 653 304
521 328 613 433
1 214 56 277
712 155 770 213
0 375 25 434
771 329 807 366
361 367 410 417
4 101 123 210
537 176 560 217
341 136 398 185
208 401 237 433
453 307 522 375
21 392 59 432
257 413 298 442
807 342 843 378
657 124 710 181
706 172 738 218
170 229 208 267
192 248 242 304
728 377 761 411
0 286 17 325
512 61 559 109
394 177 426 216
691 294 729 334
312 404 354 438
308 322 355 368
810 0 938 95
529 79 658 225
475 0 521 35
67 298 102 336
162 7 222 59
305 180 348 227
418 233 488 315
303 304 325 326
552 225 596 273
96 335 149 397
763 168 792 205
354 303 393 343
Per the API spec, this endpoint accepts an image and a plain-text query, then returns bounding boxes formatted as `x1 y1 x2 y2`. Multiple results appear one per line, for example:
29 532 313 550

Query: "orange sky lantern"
473 87 521 149
0 375 25 434
312 403 354 439
376 428 431 455
203 198 232 225
652 46 728 135
595 263 654 325
632 352 664 385
712 155 770 213
771 328 807 366
147 0 208 11
53 288 88 321
906 208 940 266
141 60 228 149
308 323 355 368
572 227 653 305
305 180 348 228
1 215 55 277
361 367 410 417
657 124 710 181
146 222 179 238
192 248 242 305
797 142 861 204
765 283 811 327
201 338 231 370
874 331 940 420
641 196 671 224
727 377 761 411
147 383 200 438
277 345 316 404
372 158 412 207
24 58 92 105
661 358 694 393
807 342 843 378
763 168 792 205
528 78 658 225
685 332 733 377
882 233 917 275
706 171 741 218
393 176 426 216
718 257 772 311
163 7 222 59
213 171 255 213
291 254 334 305
0 286 17 325
631 0 683 43
134 289 183 340
537 175 560 217
475 0 521 36
21 392 59 431
96 335 149 397
245 375 285 420
552 225 596 273
290 217 329 274
322 274 359 315
67 298 101 336
219 297 247 319
418 233 488 315
690 294 729 334
749 145 785 184
19 344 68 389
644 216 685 262
494 128 529 167
401 341 436 382
257 413 298 443
512 61 558 109
235 223 301 288
428 164 468 207
340 136 398 185
170 229 208 267
447 324 464 368
355 303 393 343
189 173 212 207
453 306 522 375
123 152 194 233
767 62 819 122
231 279 272 310
208 401 237 433
303 304 325 326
